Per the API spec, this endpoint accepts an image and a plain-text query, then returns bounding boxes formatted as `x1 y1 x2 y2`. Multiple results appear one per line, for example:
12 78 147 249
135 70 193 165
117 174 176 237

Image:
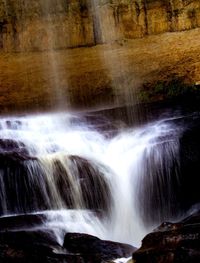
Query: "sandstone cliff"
0 0 200 52
0 0 200 113
0 28 200 113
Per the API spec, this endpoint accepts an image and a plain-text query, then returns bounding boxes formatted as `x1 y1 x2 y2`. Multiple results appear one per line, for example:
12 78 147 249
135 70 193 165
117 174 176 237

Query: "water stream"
0 112 182 247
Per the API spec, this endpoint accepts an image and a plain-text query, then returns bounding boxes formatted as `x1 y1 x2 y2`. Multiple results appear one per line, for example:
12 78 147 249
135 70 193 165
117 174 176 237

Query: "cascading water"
0 112 182 247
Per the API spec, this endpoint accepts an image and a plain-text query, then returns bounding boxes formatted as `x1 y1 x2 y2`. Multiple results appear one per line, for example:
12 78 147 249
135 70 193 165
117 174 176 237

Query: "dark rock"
0 224 136 263
178 115 200 211
0 144 112 216
64 232 136 262
53 155 112 213
0 214 46 231
132 210 200 263
0 224 86 263
0 229 62 263
5 120 22 130
0 139 31 160
68 156 111 212
0 229 59 248
0 139 24 151
0 154 52 215
133 113 200 226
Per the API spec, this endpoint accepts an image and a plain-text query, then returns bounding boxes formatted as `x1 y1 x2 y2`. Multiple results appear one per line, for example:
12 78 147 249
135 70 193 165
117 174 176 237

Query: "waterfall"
0 112 182 247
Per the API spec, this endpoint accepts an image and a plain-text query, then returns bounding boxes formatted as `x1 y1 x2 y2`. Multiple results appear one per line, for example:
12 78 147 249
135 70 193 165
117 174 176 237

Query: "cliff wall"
0 0 200 52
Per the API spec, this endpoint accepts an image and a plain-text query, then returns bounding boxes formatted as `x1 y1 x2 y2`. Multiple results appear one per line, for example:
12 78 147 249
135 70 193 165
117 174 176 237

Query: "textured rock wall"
0 0 200 52
0 0 94 51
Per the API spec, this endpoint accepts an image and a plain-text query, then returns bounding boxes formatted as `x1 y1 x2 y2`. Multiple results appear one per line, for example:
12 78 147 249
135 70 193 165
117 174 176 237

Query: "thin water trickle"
0 112 181 247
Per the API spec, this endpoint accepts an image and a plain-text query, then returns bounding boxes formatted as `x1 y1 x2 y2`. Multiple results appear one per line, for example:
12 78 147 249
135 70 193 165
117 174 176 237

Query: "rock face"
178 114 200 212
0 0 200 52
0 1 200 112
132 210 200 263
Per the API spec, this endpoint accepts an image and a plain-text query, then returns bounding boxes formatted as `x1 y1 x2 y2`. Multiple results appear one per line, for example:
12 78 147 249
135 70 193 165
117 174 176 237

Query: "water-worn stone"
0 139 31 160
0 214 45 231
132 210 200 263
0 229 62 263
64 232 136 262
51 155 112 212
68 155 111 212
0 216 136 263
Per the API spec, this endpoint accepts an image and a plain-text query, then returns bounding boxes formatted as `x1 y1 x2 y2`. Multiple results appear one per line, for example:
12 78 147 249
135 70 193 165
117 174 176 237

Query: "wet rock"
54 155 112 212
0 227 86 263
0 139 30 160
0 214 46 231
0 219 136 263
178 115 200 211
63 232 136 262
132 210 200 263
0 228 62 263
0 154 51 215
5 120 22 130
0 141 112 216
0 229 59 248
133 113 200 226
0 139 24 151
69 156 111 212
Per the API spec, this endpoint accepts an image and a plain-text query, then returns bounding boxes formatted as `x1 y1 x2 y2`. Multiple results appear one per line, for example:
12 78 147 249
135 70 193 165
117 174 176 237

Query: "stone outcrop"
132 210 200 263
0 0 200 52
0 214 136 263
63 232 136 262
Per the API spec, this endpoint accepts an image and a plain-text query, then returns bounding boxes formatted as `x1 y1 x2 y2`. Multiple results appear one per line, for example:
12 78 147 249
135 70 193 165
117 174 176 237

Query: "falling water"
40 0 68 109
0 112 182 247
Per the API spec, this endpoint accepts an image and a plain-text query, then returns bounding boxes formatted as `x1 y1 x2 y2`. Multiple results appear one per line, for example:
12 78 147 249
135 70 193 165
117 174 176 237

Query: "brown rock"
0 0 200 52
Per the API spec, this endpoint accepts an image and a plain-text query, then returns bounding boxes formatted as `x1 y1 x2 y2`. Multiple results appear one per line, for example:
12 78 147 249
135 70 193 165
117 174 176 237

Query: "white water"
0 112 181 247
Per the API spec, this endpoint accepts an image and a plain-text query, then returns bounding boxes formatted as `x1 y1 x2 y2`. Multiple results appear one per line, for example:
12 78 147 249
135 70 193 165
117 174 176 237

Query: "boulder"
63 232 136 262
0 219 136 263
132 210 200 263
0 229 62 263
